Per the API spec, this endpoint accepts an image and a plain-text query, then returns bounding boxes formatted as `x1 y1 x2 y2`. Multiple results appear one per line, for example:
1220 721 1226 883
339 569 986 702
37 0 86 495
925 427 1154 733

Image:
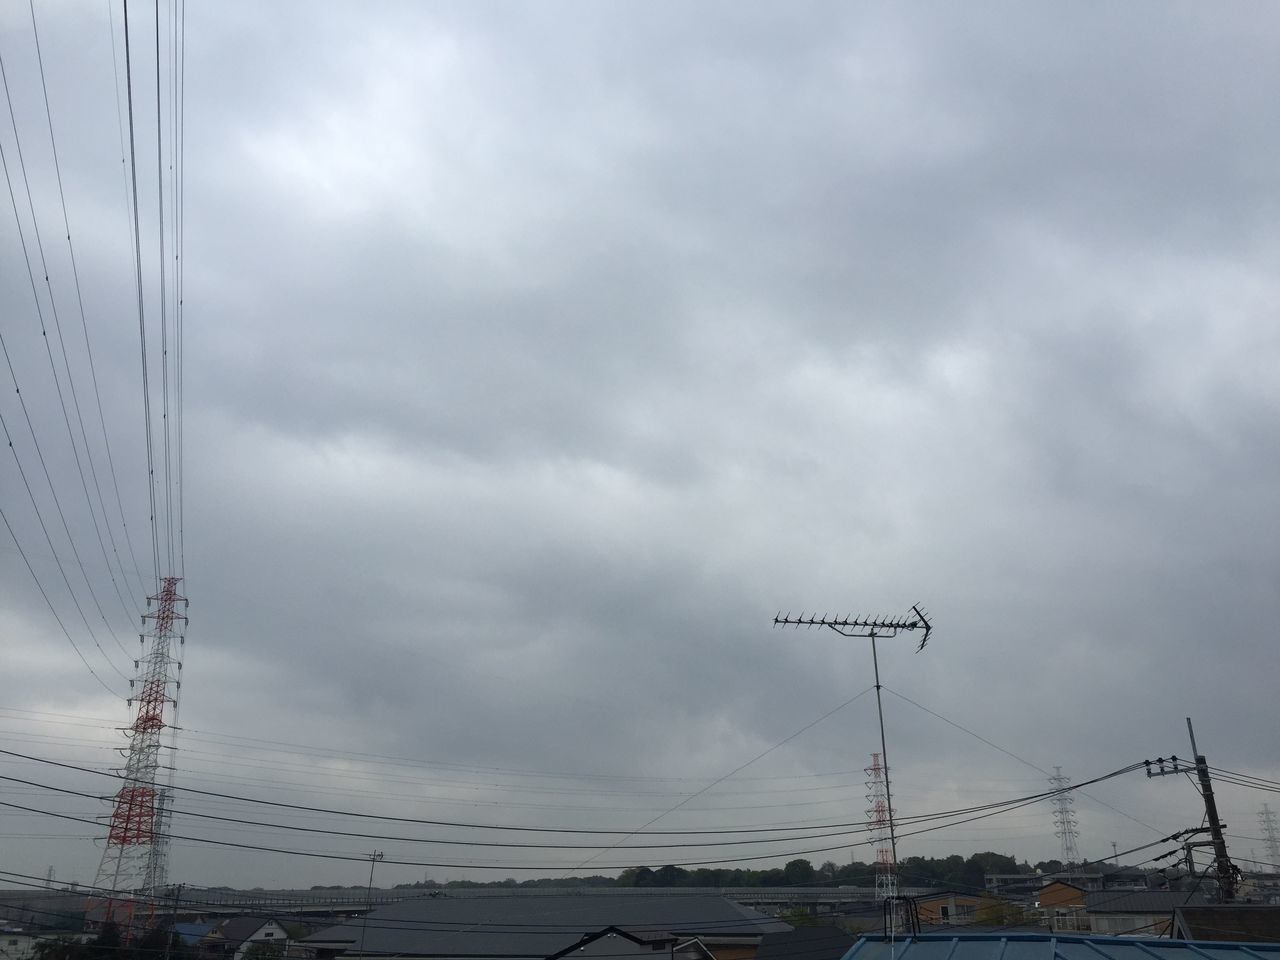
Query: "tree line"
393 852 1090 892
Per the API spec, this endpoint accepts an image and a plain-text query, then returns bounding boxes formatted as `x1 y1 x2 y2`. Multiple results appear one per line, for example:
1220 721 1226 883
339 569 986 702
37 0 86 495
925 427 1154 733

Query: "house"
986 872 1148 898
755 927 857 960
1084 890 1207 937
0 930 37 960
839 932 1280 960
913 892 1013 927
304 892 791 960
201 918 291 960
1040 881 1087 932
1173 905 1280 942
175 923 217 946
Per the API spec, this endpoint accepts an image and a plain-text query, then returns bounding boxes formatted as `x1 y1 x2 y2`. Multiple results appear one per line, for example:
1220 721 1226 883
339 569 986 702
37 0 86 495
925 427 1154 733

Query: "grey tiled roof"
844 934 1280 960
1175 906 1280 943
304 894 790 958
1084 891 1207 914
756 926 857 960
208 917 278 948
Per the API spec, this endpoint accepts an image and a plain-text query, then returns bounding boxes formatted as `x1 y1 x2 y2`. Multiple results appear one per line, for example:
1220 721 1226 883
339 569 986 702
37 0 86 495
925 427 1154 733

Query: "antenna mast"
772 605 932 882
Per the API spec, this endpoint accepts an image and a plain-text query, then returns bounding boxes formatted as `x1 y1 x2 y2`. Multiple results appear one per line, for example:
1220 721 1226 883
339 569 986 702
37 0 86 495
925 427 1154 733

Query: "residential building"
304 892 790 960
1083 891 1207 938
0 930 36 960
840 933 1280 960
1173 905 1280 943
201 918 291 960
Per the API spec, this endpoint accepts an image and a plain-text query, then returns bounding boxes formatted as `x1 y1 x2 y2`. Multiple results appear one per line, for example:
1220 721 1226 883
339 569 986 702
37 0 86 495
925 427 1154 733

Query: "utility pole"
359 850 384 956
772 606 932 877
1145 718 1239 901
163 884 183 960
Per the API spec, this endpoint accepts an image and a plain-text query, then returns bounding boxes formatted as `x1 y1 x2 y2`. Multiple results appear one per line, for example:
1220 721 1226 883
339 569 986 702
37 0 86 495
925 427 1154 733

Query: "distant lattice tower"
93 577 187 932
1049 766 1081 865
1260 804 1280 873
866 752 898 901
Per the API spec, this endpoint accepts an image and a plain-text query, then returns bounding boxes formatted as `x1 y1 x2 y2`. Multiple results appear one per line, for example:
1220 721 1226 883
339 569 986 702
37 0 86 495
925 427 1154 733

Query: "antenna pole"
772 605 932 901
870 632 898 866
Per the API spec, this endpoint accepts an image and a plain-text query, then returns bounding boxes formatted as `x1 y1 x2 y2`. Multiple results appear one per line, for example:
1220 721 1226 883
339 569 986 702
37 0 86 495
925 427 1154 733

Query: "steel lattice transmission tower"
1259 804 1280 873
93 577 187 930
866 752 897 902
1049 766 1081 865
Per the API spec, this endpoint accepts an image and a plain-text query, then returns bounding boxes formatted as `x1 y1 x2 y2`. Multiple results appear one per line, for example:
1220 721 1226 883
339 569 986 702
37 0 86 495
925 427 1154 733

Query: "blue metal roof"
842 934 1280 960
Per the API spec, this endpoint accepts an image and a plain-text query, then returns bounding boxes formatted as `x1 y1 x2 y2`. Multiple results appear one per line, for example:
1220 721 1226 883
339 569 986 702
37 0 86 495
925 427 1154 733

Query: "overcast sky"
1 1 1279 893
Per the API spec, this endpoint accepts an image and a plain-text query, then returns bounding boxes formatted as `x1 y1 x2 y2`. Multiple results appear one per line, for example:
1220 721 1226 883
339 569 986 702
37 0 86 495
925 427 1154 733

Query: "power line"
0 375 131 685
28 0 149 607
121 0 160 588
881 685 1169 836
0 508 122 697
0 50 135 661
561 686 878 876
0 746 1146 840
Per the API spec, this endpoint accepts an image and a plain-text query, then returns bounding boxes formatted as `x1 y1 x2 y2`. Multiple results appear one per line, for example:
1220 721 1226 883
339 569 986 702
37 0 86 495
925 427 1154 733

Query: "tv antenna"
772 605 932 873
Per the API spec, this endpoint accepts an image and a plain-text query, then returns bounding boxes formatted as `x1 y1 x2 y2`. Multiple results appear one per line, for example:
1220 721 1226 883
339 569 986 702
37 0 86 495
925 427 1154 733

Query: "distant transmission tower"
93 577 187 931
1260 804 1280 873
866 753 897 902
1049 766 1080 865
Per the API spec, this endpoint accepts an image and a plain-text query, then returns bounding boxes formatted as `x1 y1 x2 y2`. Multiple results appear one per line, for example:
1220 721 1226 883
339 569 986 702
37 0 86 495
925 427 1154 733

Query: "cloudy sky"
1 1 1279 892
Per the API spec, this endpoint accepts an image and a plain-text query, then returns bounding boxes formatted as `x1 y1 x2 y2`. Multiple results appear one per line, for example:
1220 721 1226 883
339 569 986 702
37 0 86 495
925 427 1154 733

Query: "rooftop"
305 893 790 958
843 933 1280 960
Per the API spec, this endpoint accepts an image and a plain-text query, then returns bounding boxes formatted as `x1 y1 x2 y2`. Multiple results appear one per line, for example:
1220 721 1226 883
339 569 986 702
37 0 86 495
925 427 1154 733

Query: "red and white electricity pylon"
92 577 187 931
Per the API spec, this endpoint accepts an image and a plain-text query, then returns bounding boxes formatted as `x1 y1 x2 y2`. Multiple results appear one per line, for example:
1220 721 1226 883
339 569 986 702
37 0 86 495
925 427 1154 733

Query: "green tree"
783 859 815 885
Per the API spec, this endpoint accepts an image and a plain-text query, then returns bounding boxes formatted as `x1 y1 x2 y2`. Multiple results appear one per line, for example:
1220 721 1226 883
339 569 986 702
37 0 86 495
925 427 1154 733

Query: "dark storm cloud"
2 0 1279 887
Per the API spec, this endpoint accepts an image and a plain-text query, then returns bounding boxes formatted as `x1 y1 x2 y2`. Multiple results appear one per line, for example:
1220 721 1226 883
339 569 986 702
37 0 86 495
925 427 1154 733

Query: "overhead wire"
0 508 121 696
121 0 161 588
28 0 149 607
564 686 884 875
0 746 1147 840
880 685 1170 836
0 38 137 646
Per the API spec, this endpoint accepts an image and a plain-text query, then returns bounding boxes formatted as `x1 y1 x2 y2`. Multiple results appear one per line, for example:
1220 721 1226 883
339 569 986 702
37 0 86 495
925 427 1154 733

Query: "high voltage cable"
0 705 947 786
121 0 161 587
28 0 150 607
566 685 880 876
1209 766 1280 789
880 684 1169 836
22 0 145 621
0 773 884 850
0 375 130 686
0 746 1145 838
0 770 1086 852
0 41 137 647
0 509 121 696
152 0 174 576
0 781 1138 870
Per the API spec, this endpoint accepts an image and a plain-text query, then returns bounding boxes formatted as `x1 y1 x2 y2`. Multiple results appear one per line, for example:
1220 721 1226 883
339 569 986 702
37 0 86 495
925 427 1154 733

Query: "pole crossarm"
773 605 933 650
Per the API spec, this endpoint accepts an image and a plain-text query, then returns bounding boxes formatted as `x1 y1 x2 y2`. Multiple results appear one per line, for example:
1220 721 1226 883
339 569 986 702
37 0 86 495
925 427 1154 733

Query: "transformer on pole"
93 577 187 933
772 605 932 881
